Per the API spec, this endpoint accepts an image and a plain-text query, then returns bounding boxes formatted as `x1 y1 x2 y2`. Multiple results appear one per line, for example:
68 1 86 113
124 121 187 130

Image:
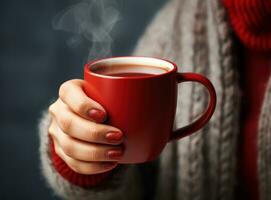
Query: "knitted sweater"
38 0 271 199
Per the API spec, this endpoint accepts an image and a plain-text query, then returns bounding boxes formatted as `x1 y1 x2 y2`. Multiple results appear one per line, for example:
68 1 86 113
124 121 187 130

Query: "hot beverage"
108 72 153 77
91 64 168 77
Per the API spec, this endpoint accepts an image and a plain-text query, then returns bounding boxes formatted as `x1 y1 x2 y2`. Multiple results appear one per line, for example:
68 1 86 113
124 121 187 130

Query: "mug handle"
170 73 216 141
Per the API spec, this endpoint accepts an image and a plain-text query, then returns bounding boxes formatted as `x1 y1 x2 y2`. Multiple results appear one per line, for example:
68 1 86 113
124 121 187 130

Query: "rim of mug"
84 56 178 79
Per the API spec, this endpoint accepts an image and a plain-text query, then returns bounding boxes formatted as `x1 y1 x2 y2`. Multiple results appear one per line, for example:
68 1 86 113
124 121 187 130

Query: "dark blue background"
0 0 166 199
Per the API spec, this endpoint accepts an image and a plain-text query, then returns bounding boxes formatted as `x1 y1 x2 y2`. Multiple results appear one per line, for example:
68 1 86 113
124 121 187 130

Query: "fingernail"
105 132 123 143
88 109 106 123
107 149 123 160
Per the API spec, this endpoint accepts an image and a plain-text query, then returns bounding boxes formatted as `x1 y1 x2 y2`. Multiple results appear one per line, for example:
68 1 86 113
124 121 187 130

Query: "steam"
53 0 120 60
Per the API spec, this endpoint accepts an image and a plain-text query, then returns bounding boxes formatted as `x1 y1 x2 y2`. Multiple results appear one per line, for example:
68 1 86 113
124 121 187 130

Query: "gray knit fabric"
134 0 239 199
258 77 271 200
38 0 271 199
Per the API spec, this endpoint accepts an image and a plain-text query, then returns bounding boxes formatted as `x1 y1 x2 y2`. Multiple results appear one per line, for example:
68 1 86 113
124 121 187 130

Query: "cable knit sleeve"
38 111 142 200
38 0 178 199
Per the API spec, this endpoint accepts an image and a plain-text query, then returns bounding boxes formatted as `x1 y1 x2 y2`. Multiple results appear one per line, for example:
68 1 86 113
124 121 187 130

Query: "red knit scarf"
224 0 271 50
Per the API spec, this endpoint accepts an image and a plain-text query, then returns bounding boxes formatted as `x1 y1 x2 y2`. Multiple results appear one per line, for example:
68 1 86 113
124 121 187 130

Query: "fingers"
59 79 106 123
48 79 124 175
52 136 118 175
49 99 123 145
49 119 123 162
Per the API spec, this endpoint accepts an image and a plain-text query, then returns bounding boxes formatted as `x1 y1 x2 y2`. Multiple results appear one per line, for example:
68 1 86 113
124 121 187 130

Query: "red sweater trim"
238 49 271 200
224 0 271 50
50 139 112 187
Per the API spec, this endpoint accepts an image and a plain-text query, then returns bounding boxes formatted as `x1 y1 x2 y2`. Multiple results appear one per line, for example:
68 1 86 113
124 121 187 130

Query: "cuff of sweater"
50 139 114 188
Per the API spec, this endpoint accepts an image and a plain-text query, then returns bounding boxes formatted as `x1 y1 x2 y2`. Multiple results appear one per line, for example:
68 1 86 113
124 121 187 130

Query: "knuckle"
88 148 102 161
59 81 71 99
61 141 74 157
76 100 90 114
90 126 100 137
48 103 56 115
48 124 55 136
89 126 103 142
59 114 72 133
54 145 62 158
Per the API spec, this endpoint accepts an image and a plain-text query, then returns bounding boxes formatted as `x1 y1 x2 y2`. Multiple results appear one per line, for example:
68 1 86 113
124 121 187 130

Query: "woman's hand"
48 79 124 175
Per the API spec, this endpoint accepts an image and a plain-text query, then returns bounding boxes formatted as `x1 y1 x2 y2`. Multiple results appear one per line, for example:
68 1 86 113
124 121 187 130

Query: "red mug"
84 56 216 163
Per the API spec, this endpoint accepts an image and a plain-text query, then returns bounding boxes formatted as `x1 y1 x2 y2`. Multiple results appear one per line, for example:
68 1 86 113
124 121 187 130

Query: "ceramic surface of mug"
84 56 216 163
